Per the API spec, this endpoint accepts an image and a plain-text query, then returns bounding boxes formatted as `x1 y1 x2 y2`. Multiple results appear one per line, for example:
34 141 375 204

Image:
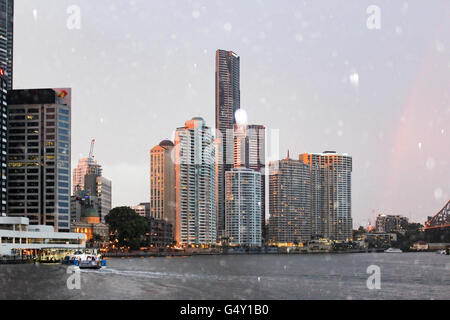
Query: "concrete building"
225 167 262 246
216 49 240 239
299 151 353 241
375 214 409 234
174 117 216 245
0 0 14 90
150 140 175 227
7 88 72 232
268 156 311 244
0 216 85 257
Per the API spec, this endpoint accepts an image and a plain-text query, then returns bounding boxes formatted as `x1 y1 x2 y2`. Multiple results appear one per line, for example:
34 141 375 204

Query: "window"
58 122 69 129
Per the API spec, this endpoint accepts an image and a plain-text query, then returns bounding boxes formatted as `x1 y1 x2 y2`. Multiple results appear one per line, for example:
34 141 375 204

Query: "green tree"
392 223 425 251
105 207 148 250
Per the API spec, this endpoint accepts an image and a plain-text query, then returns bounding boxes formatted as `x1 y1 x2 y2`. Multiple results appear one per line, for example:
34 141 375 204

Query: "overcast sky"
13 0 450 227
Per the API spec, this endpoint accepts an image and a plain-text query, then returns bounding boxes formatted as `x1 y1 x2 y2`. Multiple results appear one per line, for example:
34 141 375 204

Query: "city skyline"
12 1 450 227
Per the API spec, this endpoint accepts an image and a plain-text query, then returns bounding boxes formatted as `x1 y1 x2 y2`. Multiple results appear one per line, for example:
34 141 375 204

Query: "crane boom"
89 139 96 160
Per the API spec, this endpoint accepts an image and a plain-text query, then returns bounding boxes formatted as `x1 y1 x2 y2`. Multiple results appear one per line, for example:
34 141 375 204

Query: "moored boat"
384 248 403 253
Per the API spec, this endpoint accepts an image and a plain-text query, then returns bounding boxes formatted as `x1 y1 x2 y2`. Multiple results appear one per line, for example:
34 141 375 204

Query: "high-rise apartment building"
299 151 353 241
268 156 311 244
150 139 175 229
216 49 240 238
174 117 216 245
0 73 7 216
246 125 266 238
7 88 72 232
0 0 13 89
232 124 266 239
225 167 262 247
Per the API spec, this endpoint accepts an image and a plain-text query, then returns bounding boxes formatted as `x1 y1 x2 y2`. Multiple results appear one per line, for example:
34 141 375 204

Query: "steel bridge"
425 200 450 242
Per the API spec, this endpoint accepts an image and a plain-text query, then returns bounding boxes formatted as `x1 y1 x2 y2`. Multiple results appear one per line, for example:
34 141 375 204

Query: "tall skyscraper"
0 0 13 89
7 88 72 232
150 139 176 229
0 72 7 216
268 155 311 244
174 117 216 245
300 151 353 241
216 49 240 238
225 167 262 247
72 157 100 194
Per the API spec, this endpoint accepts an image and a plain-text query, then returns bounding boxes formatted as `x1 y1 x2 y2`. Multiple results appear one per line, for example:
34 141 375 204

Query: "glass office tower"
7 88 71 232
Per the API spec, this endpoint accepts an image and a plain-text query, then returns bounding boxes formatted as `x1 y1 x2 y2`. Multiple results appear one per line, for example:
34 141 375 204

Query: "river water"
0 252 448 300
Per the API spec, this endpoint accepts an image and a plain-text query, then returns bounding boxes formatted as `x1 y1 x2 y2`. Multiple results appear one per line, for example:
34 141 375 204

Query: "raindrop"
224 23 232 32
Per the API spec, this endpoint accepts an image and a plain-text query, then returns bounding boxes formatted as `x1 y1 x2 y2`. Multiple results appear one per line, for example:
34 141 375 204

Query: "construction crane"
88 139 96 161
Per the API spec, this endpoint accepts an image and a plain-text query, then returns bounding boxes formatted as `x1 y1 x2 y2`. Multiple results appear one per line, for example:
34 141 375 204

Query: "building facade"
150 140 175 228
84 174 111 223
215 49 240 238
300 151 353 241
146 217 173 247
225 167 262 247
0 0 13 90
0 74 7 216
174 117 216 245
7 88 71 232
268 157 311 244
375 214 409 234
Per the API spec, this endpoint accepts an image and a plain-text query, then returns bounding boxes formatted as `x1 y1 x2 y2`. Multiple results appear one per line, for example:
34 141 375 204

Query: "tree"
105 207 148 250
392 223 425 251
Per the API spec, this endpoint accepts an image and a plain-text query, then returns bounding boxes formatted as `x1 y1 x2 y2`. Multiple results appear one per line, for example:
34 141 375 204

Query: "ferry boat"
384 248 403 253
436 249 450 255
62 251 106 269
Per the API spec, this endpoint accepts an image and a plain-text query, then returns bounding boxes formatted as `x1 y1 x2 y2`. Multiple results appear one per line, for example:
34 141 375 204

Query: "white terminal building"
0 216 86 257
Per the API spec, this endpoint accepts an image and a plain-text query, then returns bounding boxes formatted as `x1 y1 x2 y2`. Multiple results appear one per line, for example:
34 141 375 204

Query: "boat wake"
81 267 273 283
